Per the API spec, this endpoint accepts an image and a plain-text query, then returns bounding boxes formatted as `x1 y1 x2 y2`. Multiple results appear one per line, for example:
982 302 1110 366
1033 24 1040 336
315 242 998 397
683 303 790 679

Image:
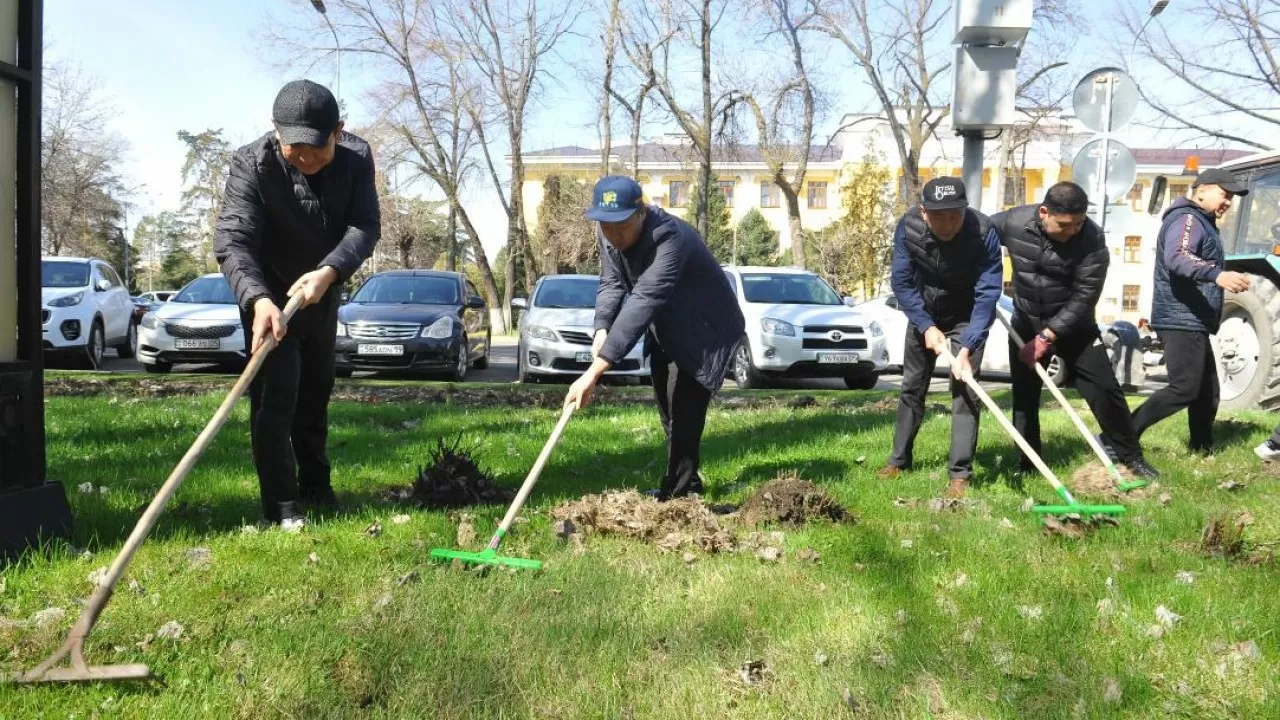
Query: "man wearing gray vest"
878 177 1002 498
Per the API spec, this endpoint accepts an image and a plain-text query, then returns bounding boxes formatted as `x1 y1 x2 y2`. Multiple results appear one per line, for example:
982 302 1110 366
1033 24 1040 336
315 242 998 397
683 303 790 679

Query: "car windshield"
42 261 90 288
740 273 842 305
351 276 460 305
173 276 237 304
534 277 599 309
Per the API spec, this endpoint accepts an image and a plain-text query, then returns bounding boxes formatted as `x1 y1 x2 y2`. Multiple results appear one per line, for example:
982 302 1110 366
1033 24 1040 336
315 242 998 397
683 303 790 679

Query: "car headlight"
422 316 454 339
869 320 883 337
336 321 347 337
140 313 162 331
526 325 558 341
760 317 795 336
48 291 84 308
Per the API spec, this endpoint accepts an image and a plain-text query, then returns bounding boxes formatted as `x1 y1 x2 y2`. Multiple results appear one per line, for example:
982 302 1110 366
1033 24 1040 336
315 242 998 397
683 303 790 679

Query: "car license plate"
175 339 219 350
575 351 593 363
817 352 859 364
358 344 404 356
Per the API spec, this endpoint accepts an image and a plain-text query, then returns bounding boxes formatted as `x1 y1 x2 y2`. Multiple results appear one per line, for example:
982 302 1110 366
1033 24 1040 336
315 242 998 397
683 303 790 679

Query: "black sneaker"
1120 455 1160 479
278 501 306 532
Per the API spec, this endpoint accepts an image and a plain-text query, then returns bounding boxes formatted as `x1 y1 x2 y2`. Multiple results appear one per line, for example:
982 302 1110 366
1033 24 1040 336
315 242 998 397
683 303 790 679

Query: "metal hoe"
996 311 1147 491
939 346 1126 517
430 402 576 572
11 294 305 684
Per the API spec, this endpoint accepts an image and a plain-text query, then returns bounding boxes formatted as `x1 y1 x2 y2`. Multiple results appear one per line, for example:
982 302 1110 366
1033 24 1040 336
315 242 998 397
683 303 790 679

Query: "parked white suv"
41 256 136 368
723 266 889 389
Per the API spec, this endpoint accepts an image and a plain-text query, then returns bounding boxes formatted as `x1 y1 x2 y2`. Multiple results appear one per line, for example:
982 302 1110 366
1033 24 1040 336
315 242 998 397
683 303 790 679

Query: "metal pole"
961 131 985 210
1095 75 1114 230
310 1 341 103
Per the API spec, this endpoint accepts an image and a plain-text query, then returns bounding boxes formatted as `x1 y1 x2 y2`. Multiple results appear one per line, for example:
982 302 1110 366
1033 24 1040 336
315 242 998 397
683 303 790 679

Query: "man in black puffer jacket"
993 182 1158 478
881 177 1003 498
214 80 380 528
1132 168 1250 453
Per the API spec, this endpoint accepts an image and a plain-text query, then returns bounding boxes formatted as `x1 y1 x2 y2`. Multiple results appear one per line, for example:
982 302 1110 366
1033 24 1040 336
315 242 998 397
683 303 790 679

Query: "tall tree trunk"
696 0 713 241
783 187 804 267
445 206 458 271
600 0 621 175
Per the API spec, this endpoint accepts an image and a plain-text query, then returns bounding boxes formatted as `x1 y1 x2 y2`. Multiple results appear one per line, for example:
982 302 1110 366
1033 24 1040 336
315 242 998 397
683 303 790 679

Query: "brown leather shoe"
877 465 902 480
944 477 969 498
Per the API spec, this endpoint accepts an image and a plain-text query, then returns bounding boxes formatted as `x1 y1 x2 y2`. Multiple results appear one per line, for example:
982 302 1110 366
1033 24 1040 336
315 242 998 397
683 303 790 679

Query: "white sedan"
137 274 246 373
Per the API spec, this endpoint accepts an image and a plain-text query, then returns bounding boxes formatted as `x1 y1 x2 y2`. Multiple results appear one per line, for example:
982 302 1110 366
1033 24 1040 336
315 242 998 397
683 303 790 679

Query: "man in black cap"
879 177 1002 498
992 182 1158 479
215 79 380 528
1132 168 1250 454
564 176 745 500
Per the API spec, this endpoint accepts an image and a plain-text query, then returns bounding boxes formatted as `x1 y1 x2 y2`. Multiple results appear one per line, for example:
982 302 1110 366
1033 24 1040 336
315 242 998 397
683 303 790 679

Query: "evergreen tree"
688 176 733 263
733 208 779 266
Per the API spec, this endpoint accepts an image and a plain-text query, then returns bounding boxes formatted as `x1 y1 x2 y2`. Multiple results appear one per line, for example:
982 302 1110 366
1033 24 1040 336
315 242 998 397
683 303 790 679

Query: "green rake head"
1031 503 1127 516
429 547 543 572
1116 478 1149 492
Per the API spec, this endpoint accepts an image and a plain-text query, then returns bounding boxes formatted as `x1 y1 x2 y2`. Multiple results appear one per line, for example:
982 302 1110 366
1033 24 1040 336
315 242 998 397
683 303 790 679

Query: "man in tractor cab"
1132 168 1251 454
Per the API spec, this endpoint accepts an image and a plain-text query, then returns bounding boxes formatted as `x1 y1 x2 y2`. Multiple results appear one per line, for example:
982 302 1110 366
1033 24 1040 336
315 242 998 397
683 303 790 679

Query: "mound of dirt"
408 438 512 509
737 476 853 527
549 490 737 553
1069 462 1155 500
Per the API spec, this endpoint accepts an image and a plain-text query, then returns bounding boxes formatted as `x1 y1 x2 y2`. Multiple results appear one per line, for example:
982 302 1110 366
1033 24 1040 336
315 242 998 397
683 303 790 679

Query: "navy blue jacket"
890 206 1003 351
1150 198 1224 334
594 206 745 392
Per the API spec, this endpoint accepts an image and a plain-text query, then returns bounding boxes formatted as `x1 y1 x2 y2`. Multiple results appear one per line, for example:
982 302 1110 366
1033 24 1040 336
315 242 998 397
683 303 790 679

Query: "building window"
1128 183 1144 211
669 181 689 208
716 180 735 208
1124 236 1141 263
807 181 828 209
1168 183 1189 205
760 181 781 208
1122 284 1140 312
1003 173 1026 208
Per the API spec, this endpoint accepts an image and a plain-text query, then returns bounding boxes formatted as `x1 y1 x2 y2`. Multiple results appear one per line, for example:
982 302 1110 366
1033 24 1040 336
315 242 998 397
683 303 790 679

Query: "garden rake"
996 311 1147 492
430 402 576 572
939 346 1125 518
11 294 304 685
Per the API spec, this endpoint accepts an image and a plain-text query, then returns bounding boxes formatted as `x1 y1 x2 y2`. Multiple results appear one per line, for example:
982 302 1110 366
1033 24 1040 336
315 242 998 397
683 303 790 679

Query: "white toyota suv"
41 256 137 369
723 266 889 389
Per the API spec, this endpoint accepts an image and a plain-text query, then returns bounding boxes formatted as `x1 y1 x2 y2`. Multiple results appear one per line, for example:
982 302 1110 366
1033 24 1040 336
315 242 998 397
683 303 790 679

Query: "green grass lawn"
2 379 1279 719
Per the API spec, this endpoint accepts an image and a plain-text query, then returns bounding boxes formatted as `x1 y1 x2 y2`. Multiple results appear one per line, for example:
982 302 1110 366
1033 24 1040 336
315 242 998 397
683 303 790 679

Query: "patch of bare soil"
406 438 512 509
737 476 853 527
1198 511 1276 564
1041 513 1120 539
550 490 736 553
1070 462 1156 500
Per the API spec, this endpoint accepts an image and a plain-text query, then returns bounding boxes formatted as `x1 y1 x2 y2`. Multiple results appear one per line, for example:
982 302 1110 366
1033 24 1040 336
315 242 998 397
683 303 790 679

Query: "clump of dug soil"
1200 511 1252 560
1069 462 1154 500
408 437 512 509
550 490 736 553
737 475 852 527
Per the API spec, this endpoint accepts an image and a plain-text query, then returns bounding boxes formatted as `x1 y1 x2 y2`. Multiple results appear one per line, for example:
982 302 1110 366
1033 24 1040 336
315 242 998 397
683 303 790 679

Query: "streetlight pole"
309 0 341 103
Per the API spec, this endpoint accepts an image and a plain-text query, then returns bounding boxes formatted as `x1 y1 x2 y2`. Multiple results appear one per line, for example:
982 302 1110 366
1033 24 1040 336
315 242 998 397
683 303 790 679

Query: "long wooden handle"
996 311 1121 477
487 403 576 550
65 293 305 643
940 346 1074 503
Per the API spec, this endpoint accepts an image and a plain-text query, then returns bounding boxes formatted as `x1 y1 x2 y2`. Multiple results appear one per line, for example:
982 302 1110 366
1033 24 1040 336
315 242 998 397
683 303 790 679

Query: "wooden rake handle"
487 402 576 550
22 294 305 682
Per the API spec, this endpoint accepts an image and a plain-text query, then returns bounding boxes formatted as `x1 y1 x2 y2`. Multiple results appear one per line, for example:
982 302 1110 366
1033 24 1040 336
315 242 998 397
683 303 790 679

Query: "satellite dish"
1072 139 1137 204
1072 67 1139 133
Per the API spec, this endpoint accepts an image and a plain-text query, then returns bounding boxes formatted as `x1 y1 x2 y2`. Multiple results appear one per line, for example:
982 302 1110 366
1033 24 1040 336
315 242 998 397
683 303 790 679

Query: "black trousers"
887 324 984 479
1010 326 1141 467
649 341 713 498
1132 329 1218 451
242 299 338 520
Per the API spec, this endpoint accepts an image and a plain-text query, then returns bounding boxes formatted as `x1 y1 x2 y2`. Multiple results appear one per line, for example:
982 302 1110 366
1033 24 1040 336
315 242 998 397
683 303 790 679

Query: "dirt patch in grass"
1070 462 1156 500
1200 511 1255 560
550 490 736 553
405 438 512 509
1041 513 1120 539
737 475 853 527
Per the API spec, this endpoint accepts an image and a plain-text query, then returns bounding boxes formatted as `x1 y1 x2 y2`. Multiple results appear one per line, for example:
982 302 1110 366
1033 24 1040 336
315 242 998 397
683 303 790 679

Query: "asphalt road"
88 335 1168 396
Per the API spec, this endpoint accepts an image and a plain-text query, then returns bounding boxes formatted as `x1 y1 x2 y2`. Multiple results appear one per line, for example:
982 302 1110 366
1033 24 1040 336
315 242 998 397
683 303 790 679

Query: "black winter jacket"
214 131 381 325
594 206 745 393
991 204 1108 341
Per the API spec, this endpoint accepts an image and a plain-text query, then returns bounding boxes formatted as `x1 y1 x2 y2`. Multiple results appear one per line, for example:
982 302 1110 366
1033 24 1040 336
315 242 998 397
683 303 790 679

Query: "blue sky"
45 0 1227 261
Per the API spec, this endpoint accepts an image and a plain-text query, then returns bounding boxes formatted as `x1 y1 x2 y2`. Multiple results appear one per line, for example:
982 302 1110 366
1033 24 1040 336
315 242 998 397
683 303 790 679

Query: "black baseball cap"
921 177 968 211
585 175 645 222
1193 168 1249 196
272 80 340 147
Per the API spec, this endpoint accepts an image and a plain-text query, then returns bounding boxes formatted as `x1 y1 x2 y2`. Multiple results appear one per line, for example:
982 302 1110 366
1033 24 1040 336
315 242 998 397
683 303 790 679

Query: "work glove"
1019 332 1053 368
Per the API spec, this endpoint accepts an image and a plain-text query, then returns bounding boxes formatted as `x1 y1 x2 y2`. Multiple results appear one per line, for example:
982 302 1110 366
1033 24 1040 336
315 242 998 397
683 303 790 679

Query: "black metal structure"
0 0 72 560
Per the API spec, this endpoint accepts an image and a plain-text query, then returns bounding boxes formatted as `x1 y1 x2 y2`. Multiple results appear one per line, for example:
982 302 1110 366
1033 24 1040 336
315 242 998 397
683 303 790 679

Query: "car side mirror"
1271 224 1280 243
467 296 486 309
95 279 111 292
340 291 350 303
1148 175 1168 215
885 295 899 310
842 296 856 307
511 297 528 310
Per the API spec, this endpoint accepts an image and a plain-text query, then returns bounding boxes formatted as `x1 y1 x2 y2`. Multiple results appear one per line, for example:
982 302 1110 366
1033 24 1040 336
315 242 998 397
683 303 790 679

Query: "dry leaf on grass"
455 514 477 549
32 607 65 628
156 620 184 640
1218 480 1247 492
1103 677 1123 704
391 514 411 525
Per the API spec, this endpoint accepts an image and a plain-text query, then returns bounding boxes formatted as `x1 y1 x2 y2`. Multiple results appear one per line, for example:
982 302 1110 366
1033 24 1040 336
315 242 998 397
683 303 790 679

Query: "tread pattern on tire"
1219 273 1280 410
